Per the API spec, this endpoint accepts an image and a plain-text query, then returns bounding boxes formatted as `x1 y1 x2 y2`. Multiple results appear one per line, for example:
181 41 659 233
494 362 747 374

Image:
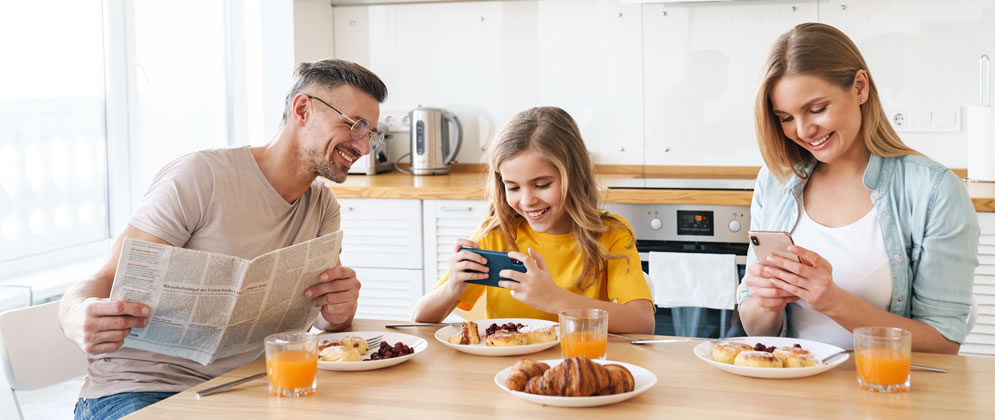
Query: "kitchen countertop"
326 168 995 212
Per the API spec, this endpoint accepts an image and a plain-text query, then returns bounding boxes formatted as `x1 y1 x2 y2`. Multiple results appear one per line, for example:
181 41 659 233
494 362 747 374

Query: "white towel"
649 252 738 310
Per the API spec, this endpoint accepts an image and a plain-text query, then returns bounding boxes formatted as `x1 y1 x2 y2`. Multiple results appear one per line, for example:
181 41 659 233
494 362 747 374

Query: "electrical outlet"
379 113 410 133
888 108 960 132
892 112 906 128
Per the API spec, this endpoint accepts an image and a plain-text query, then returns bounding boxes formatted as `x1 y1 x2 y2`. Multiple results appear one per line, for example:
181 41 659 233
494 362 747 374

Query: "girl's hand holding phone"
760 244 842 314
498 248 565 311
447 239 489 293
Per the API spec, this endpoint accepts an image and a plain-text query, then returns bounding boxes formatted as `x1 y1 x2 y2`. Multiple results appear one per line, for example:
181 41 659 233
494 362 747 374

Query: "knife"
385 322 461 328
195 372 266 398
630 338 715 344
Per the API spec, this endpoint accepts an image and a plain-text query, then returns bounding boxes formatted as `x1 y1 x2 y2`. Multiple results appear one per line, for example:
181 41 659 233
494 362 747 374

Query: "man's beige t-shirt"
80 146 341 398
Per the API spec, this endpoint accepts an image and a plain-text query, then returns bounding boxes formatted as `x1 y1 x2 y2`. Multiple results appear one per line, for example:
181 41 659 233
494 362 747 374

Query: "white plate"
494 359 657 407
434 318 559 356
693 336 848 379
316 331 427 372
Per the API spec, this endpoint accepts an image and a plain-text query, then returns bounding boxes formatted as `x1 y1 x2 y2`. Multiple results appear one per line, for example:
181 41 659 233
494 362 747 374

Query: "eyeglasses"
306 94 386 150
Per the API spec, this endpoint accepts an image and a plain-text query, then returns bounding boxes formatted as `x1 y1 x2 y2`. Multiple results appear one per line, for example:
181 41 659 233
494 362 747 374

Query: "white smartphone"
748 230 801 263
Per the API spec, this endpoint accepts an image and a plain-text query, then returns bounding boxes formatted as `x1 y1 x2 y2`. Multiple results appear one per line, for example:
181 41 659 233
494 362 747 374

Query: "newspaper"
108 230 343 365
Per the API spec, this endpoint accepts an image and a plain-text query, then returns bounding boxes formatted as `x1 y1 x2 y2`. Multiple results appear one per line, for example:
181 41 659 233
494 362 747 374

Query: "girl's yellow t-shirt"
434 214 652 321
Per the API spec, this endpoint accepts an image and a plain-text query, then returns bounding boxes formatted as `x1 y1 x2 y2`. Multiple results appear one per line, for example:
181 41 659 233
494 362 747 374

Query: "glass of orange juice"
853 327 912 393
558 308 608 360
265 332 318 397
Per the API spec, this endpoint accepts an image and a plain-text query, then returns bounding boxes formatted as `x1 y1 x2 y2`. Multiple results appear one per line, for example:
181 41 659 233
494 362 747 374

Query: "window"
0 0 290 293
0 0 109 269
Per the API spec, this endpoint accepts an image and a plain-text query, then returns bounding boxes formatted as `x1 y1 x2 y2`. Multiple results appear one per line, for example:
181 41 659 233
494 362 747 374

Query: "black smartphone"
458 248 527 288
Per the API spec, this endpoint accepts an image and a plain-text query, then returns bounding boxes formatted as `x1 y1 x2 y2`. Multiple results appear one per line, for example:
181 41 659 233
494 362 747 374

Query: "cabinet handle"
439 206 474 212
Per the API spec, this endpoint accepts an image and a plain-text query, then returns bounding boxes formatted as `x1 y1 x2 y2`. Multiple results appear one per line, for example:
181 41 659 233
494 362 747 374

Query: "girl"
738 23 978 353
411 107 655 334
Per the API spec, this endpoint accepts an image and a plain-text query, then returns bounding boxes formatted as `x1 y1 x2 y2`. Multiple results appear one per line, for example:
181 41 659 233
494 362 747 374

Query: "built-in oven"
606 178 753 338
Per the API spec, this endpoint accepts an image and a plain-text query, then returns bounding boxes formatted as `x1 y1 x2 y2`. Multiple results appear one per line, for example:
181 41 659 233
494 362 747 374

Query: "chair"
643 271 656 303
968 295 979 334
0 301 88 420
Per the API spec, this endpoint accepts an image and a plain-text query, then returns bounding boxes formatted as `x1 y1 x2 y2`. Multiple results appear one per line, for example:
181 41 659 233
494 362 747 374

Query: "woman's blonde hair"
479 106 632 291
755 22 918 181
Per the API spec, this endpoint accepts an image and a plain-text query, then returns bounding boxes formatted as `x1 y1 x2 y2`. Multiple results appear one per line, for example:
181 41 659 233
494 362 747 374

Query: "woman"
738 22 978 354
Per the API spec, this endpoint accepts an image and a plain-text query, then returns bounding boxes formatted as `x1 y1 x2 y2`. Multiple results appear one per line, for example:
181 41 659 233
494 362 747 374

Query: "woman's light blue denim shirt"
737 153 979 343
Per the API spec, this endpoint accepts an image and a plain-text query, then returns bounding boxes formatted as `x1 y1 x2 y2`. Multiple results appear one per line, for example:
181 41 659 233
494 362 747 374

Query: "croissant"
505 359 550 391
524 357 624 397
599 364 635 395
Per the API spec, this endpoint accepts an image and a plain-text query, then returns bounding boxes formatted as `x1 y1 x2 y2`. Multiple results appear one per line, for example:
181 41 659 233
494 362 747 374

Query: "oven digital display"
677 210 714 236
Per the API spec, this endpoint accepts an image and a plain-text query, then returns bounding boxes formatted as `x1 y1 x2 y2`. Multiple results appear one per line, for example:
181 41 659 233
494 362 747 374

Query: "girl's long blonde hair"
755 22 918 182
479 106 632 291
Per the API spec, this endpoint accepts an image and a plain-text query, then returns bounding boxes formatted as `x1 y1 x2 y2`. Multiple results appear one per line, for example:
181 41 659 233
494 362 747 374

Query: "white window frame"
0 0 290 305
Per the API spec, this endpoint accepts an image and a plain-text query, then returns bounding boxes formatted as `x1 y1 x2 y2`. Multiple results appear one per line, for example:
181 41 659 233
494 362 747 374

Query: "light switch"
932 110 960 131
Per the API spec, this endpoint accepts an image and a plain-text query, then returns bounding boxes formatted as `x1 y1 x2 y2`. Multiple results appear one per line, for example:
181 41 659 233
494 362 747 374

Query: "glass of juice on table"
853 327 912 393
265 332 318 397
558 308 608 359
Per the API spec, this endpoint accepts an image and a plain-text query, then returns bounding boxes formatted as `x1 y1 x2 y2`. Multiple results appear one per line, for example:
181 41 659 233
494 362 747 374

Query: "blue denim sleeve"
911 169 979 343
737 168 789 337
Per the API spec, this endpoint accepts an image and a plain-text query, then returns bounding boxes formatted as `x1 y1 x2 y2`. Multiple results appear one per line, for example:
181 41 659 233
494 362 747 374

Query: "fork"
366 334 384 349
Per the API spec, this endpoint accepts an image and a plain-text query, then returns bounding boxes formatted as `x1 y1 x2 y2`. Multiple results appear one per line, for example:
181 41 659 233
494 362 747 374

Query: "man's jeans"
74 391 177 420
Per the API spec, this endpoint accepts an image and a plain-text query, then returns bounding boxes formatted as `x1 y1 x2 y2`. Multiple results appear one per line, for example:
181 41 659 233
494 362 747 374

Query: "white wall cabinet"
422 200 489 293
337 198 423 320
963 212 995 356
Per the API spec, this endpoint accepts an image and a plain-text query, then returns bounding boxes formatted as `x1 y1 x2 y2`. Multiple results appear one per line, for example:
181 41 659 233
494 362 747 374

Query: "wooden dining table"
126 319 995 419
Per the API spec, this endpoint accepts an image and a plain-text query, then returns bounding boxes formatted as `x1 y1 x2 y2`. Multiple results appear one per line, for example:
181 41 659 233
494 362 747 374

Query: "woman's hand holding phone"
447 239 489 293
743 264 800 312
761 244 842 314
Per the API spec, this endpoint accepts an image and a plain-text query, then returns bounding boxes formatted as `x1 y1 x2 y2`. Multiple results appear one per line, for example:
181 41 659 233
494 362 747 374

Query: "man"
58 59 387 418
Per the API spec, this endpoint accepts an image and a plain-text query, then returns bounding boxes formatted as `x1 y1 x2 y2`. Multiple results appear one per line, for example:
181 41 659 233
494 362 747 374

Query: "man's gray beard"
313 155 347 183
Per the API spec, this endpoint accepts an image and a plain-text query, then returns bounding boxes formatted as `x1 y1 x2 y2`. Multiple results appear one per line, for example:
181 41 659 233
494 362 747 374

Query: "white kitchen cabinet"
337 198 422 320
963 212 995 356
422 200 488 293
422 200 489 322
338 198 423 269
352 267 423 321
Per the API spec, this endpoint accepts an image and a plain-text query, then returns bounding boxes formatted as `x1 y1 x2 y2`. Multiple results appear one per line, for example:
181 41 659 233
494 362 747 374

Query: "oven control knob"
728 220 742 233
650 218 662 230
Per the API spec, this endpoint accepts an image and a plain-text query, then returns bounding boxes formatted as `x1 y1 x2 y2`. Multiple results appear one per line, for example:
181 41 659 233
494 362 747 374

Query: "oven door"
635 240 748 338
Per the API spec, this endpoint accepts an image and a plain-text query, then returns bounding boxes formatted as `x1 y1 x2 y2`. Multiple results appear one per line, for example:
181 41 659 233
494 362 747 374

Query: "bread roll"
734 350 783 368
486 331 528 347
773 347 816 368
711 342 754 365
448 321 481 345
340 336 369 355
523 326 557 344
320 345 363 362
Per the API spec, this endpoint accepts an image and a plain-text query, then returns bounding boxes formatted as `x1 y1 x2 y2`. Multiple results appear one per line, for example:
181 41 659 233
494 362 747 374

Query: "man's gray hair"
281 59 388 124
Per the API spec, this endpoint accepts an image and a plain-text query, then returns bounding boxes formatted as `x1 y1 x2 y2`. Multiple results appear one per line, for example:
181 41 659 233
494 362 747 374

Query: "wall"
295 0 995 169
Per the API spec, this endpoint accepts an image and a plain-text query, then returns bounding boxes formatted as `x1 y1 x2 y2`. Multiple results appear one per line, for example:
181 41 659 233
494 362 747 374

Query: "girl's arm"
410 281 464 323
410 239 489 322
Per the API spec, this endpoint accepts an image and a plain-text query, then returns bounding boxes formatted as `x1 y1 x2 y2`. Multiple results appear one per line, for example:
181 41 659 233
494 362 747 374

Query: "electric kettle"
408 106 462 175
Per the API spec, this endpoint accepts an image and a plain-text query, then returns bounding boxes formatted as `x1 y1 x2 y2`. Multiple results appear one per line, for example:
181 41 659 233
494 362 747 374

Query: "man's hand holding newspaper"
108 231 344 365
